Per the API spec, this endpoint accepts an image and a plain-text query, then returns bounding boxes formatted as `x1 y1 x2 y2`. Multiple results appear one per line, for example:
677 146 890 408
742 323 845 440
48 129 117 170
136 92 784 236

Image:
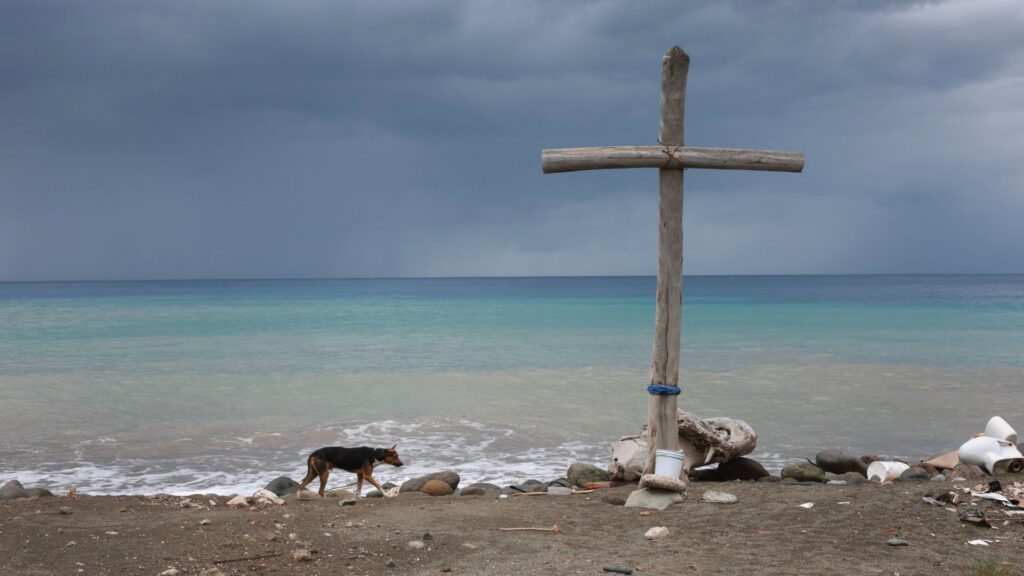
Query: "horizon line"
2 271 1023 284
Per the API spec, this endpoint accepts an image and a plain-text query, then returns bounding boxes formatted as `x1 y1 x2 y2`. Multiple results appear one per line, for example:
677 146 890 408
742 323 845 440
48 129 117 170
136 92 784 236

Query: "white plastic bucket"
985 416 1018 443
654 449 685 478
866 461 910 482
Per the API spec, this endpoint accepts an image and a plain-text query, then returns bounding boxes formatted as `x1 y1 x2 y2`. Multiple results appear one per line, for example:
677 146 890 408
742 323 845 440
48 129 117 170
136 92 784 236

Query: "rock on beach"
399 471 460 493
815 450 868 476
263 476 299 496
781 462 825 483
420 479 454 496
0 479 30 500
566 463 609 487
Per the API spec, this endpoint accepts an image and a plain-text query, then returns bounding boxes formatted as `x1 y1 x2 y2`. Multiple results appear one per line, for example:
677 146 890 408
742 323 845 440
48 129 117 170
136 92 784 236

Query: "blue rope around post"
647 383 681 395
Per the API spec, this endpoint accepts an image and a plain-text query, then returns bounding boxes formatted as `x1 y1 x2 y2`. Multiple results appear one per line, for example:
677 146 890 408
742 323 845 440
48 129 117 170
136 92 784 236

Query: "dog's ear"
391 444 397 450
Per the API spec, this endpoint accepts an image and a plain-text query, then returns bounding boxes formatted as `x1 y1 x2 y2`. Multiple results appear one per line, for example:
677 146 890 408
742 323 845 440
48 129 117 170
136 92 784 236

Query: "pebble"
159 569 180 576
886 538 909 547
199 519 211 525
291 549 312 561
644 526 669 540
226 495 249 507
59 506 73 515
701 490 738 504
407 540 426 550
198 569 225 576
386 558 396 568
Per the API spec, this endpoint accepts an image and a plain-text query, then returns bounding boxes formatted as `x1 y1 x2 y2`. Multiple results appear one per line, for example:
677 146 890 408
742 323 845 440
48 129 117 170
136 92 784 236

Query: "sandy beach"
3 474 1023 576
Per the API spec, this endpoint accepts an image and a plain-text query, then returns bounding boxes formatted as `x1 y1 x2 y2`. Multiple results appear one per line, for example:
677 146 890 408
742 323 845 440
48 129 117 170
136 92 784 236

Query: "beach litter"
966 539 990 547
958 416 1024 475
885 538 908 547
798 502 814 509
867 461 909 482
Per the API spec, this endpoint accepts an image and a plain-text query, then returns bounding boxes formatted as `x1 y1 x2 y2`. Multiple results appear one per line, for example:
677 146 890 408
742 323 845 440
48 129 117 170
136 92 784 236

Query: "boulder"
781 462 824 483
25 488 54 498
705 457 770 481
0 480 29 500
517 480 547 493
566 463 609 487
399 471 460 493
226 495 250 507
639 474 687 493
950 464 987 480
898 466 930 482
460 487 486 497
624 488 683 511
462 482 501 494
602 495 626 506
420 479 454 496
815 450 868 476
263 476 299 496
547 478 572 489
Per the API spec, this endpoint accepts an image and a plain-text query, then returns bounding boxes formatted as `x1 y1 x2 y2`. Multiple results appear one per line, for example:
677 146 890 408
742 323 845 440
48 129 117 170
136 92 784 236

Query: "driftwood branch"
499 524 563 533
213 551 283 565
542 146 804 174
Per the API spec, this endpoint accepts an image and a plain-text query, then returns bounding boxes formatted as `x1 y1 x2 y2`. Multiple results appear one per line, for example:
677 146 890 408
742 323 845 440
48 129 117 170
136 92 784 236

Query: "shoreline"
3 474 1022 575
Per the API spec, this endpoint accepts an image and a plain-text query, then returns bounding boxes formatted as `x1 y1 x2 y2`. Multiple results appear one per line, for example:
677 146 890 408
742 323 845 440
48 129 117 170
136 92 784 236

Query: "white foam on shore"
1 418 618 495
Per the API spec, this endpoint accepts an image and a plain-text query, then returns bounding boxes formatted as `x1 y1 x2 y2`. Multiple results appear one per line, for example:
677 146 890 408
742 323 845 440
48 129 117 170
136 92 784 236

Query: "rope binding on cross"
647 383 681 395
659 140 686 170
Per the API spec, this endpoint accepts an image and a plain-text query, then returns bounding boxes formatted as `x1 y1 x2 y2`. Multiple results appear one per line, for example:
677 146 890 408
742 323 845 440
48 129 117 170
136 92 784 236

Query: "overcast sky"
2 0 1022 281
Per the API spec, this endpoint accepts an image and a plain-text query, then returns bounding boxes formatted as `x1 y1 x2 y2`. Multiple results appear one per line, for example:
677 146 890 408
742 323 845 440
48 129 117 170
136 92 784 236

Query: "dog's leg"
355 471 364 497
362 462 386 495
317 465 330 497
295 456 320 500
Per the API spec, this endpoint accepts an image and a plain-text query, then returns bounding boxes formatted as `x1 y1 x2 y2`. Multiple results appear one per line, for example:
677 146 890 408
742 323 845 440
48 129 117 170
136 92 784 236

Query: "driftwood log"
608 410 757 481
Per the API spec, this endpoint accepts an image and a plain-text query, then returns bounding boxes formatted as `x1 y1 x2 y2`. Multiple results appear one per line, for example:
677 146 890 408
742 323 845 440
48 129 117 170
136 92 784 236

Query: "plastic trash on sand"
867 461 910 482
958 417 1024 475
985 416 1018 443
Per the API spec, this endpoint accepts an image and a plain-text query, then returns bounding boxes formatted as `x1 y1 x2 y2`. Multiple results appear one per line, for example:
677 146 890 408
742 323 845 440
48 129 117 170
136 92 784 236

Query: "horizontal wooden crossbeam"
541 146 804 174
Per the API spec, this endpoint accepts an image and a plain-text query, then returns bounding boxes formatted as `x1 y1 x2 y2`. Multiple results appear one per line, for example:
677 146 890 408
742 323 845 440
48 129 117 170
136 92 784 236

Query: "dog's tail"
295 454 317 500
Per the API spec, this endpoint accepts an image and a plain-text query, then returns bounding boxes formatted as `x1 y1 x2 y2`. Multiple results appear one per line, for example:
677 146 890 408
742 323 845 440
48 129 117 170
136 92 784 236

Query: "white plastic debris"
970 491 1016 506
959 435 1024 475
866 461 910 482
798 502 815 509
966 539 990 546
985 416 1018 443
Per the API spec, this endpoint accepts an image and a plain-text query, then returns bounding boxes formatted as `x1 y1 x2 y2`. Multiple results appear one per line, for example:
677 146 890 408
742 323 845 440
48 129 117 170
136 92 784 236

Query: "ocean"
1 275 1022 494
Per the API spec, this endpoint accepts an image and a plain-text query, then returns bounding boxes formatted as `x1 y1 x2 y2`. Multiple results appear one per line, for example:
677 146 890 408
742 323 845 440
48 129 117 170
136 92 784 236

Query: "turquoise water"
1 275 1022 493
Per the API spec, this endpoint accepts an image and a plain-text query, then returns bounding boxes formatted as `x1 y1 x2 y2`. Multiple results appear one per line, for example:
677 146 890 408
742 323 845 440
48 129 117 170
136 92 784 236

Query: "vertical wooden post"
645 46 689 475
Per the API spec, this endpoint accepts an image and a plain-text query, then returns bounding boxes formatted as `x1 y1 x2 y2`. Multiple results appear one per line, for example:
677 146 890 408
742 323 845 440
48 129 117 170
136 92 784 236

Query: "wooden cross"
541 46 804 474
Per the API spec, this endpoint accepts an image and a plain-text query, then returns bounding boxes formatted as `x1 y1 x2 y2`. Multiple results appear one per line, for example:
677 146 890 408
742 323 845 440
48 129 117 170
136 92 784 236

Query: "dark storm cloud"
1 0 1022 280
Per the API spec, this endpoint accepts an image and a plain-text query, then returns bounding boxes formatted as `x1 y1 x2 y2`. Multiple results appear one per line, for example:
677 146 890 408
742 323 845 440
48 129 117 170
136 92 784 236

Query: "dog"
295 444 403 498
